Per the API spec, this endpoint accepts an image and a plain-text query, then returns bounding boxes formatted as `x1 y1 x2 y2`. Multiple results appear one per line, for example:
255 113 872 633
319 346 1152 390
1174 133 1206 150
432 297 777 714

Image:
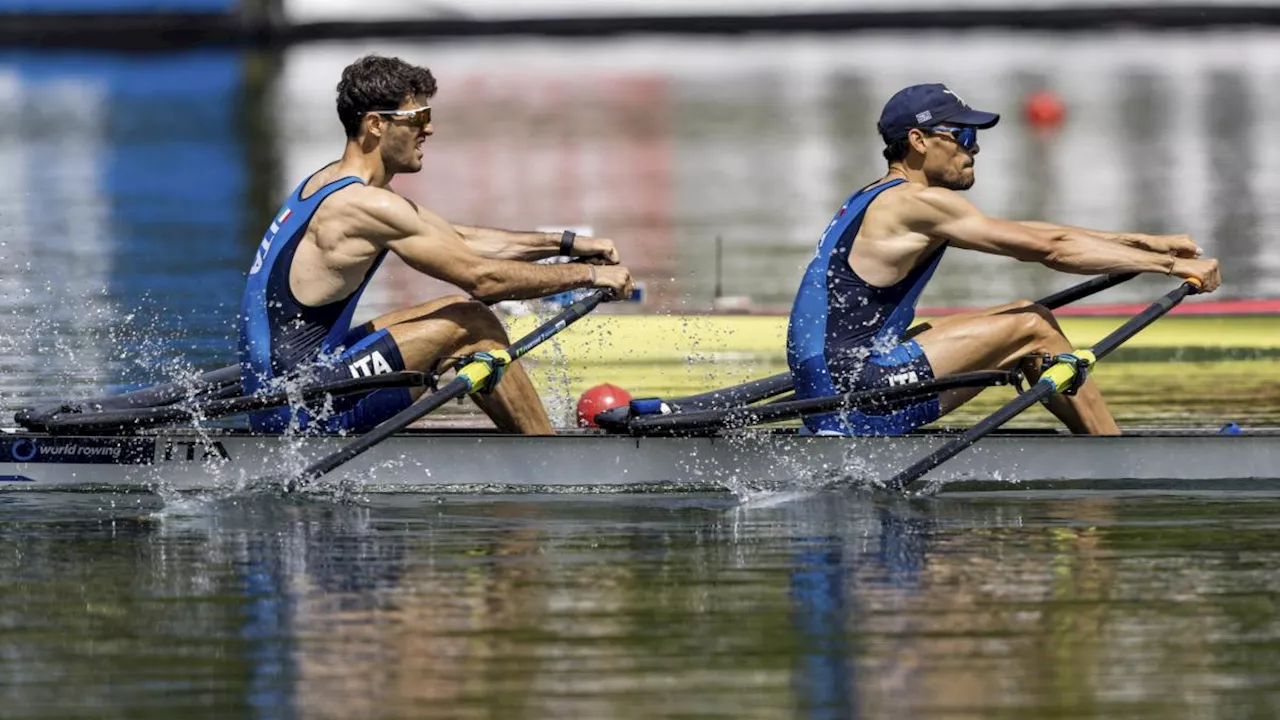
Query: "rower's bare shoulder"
329 186 422 239
890 185 980 227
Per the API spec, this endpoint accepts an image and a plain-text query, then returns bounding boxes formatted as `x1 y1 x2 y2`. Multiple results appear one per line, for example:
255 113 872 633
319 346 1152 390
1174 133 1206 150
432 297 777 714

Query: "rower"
786 82 1221 437
239 54 634 435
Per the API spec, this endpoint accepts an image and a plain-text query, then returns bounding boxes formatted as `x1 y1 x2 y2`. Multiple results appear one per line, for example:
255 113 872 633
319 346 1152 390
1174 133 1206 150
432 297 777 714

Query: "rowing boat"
2 426 1276 494
7 275 1275 496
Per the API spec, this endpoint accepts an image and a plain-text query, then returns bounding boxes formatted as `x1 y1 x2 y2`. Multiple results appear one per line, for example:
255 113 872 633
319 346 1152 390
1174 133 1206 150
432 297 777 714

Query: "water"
2 31 1280 717
3 491 1280 719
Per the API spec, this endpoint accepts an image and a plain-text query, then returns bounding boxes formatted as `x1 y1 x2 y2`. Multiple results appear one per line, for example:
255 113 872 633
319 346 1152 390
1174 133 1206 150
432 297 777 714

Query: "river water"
4 490 1280 719
1 31 1279 718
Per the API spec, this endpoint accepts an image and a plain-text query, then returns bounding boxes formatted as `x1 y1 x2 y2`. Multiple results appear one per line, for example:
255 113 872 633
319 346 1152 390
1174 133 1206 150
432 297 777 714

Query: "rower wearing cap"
787 83 1221 437
239 54 634 436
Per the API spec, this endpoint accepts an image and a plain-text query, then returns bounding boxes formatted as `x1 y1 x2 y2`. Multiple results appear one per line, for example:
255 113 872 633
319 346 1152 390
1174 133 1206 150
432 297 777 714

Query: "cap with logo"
877 83 1000 143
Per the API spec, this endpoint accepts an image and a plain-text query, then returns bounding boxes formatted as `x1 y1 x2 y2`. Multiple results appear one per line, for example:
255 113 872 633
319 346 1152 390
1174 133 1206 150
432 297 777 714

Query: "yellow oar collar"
1039 350 1097 396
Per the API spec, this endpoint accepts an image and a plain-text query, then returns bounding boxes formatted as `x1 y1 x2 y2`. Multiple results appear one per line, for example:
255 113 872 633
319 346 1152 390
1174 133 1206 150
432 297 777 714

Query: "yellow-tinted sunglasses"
369 105 432 128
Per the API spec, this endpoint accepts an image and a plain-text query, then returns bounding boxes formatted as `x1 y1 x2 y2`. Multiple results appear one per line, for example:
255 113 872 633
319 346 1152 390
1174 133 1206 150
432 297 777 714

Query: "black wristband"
558 230 576 257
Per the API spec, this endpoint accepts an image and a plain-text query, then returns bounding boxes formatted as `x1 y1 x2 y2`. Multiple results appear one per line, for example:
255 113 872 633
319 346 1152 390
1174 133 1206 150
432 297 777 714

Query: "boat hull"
0 429 1276 494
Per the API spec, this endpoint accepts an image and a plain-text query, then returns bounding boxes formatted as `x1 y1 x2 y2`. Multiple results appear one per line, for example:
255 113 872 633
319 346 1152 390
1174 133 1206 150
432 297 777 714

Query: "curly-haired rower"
238 54 634 437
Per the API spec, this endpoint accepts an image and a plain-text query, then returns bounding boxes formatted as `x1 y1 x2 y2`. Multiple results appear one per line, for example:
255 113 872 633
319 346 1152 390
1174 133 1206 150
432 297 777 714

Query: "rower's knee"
1007 299 1053 320
1008 301 1065 339
1010 306 1062 347
445 299 510 344
421 294 473 313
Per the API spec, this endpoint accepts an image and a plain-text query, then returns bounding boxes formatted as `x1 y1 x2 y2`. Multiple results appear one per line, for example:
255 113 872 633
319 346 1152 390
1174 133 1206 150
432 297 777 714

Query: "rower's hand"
591 265 634 301
1135 233 1202 258
1171 257 1221 293
573 236 620 264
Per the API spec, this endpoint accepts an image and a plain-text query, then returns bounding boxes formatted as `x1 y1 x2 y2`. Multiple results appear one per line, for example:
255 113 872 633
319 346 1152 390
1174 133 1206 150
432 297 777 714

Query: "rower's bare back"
846 181 946 288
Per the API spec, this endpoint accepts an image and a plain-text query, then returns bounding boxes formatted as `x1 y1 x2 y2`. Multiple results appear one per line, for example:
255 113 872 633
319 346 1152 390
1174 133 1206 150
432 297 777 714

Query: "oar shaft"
883 386 1048 493
289 376 471 488
626 371 1011 435
289 289 609 489
508 290 607 356
15 363 244 430
41 372 427 433
664 371 794 412
1091 282 1197 359
1038 272 1138 311
888 280 1199 494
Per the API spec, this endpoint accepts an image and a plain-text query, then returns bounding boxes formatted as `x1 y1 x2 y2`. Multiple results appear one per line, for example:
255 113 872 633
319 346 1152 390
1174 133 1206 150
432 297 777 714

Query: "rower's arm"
453 225 620 264
1017 221 1202 258
452 225 562 261
917 189 1177 275
354 193 596 303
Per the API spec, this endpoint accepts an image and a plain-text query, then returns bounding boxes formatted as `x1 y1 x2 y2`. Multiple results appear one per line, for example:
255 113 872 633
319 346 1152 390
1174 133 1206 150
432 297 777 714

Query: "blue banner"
0 50 250 382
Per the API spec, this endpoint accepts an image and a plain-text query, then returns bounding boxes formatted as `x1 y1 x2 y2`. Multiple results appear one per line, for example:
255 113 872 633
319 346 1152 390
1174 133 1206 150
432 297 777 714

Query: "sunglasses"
924 124 978 151
369 105 432 128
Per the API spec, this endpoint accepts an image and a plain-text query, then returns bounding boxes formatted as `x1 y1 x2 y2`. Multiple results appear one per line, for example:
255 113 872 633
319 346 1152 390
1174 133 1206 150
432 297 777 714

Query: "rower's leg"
361 295 476 331
368 296 554 435
914 301 1120 435
901 300 1035 340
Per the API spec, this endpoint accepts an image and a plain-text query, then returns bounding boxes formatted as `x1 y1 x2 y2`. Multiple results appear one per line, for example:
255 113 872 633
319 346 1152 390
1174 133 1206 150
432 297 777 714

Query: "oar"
660 372 796 412
15 363 243 430
39 371 428 434
612 370 1012 435
282 288 610 491
884 279 1202 495
1035 272 1138 310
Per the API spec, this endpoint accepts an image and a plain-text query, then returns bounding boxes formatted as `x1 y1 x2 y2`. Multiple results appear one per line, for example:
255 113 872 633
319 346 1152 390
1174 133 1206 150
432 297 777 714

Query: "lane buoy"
1024 90 1066 131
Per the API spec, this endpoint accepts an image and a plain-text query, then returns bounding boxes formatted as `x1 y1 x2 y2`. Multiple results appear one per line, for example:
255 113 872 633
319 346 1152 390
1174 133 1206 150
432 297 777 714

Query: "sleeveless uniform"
787 179 946 436
239 171 413 433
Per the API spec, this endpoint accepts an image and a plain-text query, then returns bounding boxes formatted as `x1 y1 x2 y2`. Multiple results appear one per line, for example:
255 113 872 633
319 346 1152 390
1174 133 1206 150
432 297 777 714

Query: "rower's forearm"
1020 220 1133 245
1042 233 1173 275
470 259 593 303
454 225 560 261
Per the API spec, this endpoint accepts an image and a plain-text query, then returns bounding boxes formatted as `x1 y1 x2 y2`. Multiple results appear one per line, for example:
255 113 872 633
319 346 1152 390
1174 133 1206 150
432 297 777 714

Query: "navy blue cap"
877 83 1000 143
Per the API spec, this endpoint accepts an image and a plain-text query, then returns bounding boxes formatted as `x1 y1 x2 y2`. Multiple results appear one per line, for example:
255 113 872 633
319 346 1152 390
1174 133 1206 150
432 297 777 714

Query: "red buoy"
1024 90 1066 130
576 383 632 428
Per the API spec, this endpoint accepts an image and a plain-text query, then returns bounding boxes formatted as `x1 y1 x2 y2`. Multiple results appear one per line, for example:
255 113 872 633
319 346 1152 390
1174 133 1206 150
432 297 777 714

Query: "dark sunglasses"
923 124 978 151
368 105 432 128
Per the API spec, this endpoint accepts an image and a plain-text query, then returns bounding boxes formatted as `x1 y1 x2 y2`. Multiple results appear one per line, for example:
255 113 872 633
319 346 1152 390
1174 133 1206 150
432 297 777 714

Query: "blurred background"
0 0 1277 411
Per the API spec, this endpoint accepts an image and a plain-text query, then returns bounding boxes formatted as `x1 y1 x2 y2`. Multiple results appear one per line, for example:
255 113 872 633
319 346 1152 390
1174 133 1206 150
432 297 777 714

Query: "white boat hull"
0 428 1277 494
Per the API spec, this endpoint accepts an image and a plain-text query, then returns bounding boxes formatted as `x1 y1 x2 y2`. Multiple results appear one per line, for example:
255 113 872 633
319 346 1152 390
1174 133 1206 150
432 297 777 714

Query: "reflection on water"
3 491 1280 718
1 33 1278 405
